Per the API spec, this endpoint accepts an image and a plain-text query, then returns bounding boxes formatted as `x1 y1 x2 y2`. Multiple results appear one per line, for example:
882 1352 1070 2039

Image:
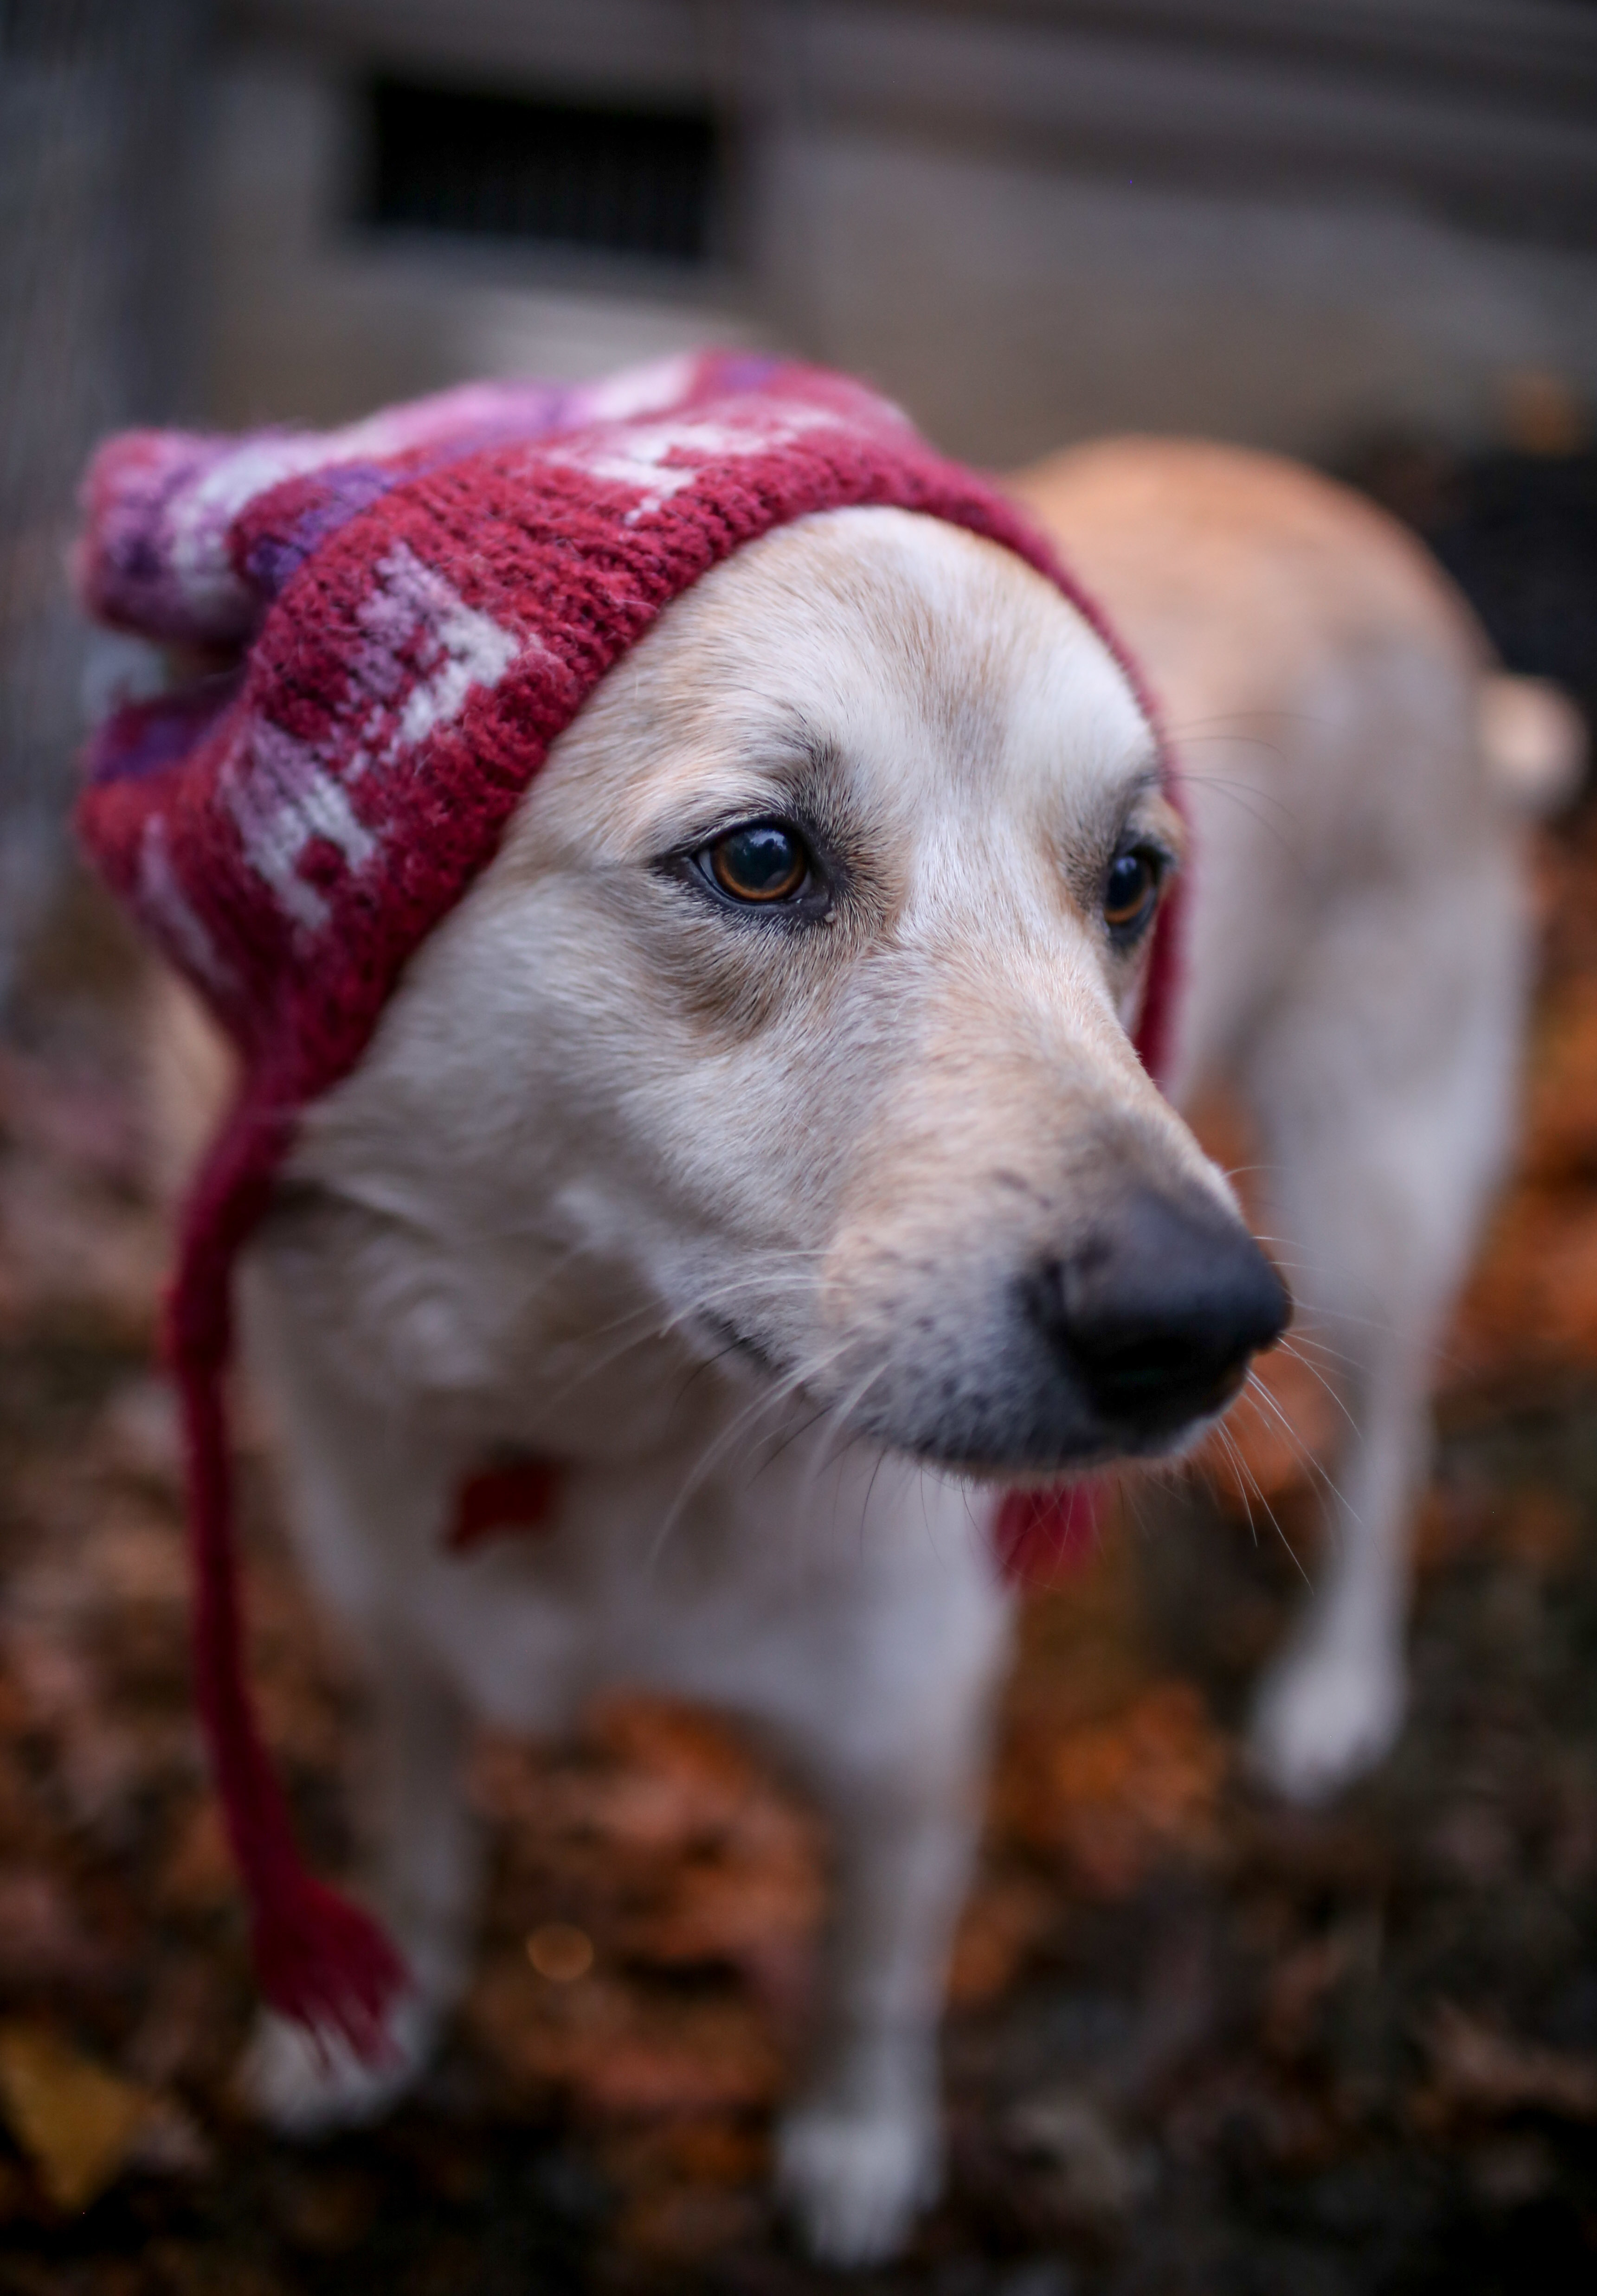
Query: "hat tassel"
170 1119 408 2058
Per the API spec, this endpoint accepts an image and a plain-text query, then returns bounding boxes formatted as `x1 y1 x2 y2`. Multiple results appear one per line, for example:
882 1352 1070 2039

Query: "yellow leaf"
0 2021 151 2213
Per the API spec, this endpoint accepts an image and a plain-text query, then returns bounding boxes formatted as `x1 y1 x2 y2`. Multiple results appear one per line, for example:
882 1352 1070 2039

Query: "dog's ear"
142 962 238 1212
1478 674 1586 815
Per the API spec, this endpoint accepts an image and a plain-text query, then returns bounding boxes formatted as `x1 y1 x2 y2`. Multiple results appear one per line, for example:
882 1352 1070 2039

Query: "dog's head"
306 504 1286 1476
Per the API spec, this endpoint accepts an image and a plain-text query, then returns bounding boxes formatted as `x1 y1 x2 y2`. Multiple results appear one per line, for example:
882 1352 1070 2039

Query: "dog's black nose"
1033 1187 1289 1435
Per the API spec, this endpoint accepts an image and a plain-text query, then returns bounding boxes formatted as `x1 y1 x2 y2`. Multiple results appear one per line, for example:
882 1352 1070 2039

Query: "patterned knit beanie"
74 353 1182 2052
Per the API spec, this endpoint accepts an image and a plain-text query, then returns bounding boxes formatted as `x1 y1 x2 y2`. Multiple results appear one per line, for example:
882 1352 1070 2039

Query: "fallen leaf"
123 1958 234 2091
274 2164 382 2256
127 2095 213 2180
614 2180 764 2261
1002 1680 1229 1896
1261 1929 1356 2060
1453 1192 1597 1379
0 1046 140 1182
1162 2062 1338 2172
0 1157 165 1343
602 2113 769 2259
1003 2087 1156 2223
476 1698 826 2012
1419 2001 1597 2124
156 1801 236 1915
1498 1485 1581 1571
470 1960 785 2119
0 1868 114 1989
0 2021 152 2213
947 1872 1056 2007
1520 974 1597 1187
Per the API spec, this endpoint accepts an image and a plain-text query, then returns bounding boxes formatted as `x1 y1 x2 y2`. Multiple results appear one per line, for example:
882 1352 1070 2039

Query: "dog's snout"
1033 1187 1290 1434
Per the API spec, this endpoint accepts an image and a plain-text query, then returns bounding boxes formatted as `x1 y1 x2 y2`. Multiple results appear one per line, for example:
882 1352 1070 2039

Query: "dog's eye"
1103 846 1162 939
704 822 810 905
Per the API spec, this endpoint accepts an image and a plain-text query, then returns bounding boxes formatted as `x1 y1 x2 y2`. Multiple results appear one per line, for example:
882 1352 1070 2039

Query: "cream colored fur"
146 457 1535 2265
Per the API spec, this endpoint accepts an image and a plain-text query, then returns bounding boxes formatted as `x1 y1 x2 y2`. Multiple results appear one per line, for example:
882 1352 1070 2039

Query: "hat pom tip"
253 1877 411 2065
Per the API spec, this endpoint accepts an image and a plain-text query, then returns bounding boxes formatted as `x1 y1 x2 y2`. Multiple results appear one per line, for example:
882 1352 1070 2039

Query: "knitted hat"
75 353 1182 2052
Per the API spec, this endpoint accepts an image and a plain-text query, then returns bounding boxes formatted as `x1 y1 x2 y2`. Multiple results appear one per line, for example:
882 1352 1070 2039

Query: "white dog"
138 436 1561 2264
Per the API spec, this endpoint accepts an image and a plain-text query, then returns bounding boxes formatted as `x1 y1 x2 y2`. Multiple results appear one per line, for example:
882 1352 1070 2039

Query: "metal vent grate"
365 75 721 265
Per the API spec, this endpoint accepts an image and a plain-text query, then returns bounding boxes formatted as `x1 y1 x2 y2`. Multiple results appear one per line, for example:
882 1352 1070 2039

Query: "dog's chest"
395 1441 1011 1758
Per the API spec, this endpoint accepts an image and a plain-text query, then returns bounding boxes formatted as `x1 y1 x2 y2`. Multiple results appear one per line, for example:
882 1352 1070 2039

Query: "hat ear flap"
168 1090 408 2052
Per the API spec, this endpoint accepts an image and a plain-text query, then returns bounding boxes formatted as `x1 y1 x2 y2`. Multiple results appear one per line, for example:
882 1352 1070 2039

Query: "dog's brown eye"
1103 847 1160 937
706 823 809 904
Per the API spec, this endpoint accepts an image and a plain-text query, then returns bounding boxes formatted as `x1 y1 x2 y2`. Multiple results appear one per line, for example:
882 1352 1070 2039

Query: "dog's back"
1016 437 1557 1795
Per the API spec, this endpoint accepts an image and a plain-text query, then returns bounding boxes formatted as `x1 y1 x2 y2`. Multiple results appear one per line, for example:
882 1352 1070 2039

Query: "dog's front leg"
240 1636 480 2134
774 1743 988 2265
236 1264 483 2132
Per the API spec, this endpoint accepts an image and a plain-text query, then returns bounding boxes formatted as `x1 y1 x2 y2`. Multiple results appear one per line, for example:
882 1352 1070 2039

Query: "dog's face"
302 505 1284 1475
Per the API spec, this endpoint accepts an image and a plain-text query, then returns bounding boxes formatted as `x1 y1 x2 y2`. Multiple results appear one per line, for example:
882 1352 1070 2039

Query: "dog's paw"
1249 1635 1405 1804
238 1994 438 2138
776 2099 941 2267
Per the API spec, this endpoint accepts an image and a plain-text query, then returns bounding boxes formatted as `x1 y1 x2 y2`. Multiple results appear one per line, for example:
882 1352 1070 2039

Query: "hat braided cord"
168 1090 407 2043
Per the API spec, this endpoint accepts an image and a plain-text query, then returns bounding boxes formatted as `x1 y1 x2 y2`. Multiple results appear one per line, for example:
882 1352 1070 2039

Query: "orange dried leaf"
469 1966 784 2118
157 1800 236 1914
1003 1680 1229 1896
1520 975 1597 1186
947 1873 1056 2007
0 2021 151 2213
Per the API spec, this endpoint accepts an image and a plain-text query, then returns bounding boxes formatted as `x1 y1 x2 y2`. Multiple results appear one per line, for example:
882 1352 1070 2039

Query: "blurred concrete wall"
214 0 1597 460
5 0 1597 995
200 53 765 432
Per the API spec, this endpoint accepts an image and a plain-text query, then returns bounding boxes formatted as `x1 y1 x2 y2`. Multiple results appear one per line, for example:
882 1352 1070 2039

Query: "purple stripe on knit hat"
241 464 398 601
238 359 788 599
690 352 782 394
77 432 249 645
76 355 773 653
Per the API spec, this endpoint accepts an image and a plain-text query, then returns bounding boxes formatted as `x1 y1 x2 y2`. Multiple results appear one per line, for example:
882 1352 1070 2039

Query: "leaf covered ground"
2 822 1597 2295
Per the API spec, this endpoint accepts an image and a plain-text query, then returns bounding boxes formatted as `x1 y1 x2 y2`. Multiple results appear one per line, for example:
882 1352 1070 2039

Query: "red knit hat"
75 353 1182 2052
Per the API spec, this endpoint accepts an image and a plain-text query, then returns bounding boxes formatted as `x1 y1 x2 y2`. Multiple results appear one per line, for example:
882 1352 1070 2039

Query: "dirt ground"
3 810 1597 2295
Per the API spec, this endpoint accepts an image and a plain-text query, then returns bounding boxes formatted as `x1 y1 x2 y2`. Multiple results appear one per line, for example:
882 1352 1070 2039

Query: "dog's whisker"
1210 1422 1261 1551
1275 1324 1360 1364
1165 770 1311 862
515 1261 839 1420
1236 1369 1355 1519
808 1360 901 1532
647 1332 865 1570
1266 1338 1362 1430
1219 1422 1314 1590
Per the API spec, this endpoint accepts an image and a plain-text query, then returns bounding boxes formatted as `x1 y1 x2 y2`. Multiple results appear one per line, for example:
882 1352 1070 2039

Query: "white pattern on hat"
165 438 326 629
223 550 527 933
367 546 525 757
138 815 235 995
160 394 567 630
545 405 843 524
225 721 378 936
573 353 701 423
